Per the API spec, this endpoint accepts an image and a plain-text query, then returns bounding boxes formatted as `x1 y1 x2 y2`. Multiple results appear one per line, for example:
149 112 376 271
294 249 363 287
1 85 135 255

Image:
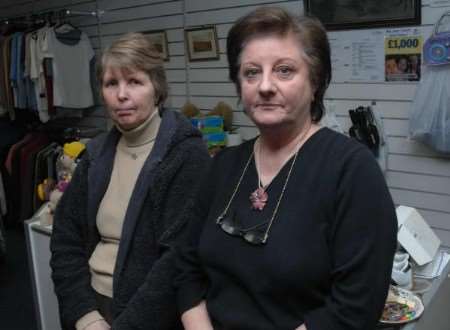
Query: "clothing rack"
0 7 105 26
64 9 105 17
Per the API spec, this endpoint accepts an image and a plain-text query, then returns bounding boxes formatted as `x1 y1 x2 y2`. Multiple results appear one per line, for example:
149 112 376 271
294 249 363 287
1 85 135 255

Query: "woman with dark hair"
50 32 210 330
176 7 396 330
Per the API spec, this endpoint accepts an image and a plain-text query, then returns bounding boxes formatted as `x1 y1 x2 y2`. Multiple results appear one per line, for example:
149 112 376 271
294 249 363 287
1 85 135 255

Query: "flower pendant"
250 187 268 211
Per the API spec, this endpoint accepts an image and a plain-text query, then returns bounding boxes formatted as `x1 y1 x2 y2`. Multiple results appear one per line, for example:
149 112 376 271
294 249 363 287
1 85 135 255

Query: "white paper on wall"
430 0 450 7
328 29 385 82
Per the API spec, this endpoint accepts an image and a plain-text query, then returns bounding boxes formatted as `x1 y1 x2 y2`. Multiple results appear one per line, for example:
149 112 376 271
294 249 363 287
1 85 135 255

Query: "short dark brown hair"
97 32 168 107
227 7 331 122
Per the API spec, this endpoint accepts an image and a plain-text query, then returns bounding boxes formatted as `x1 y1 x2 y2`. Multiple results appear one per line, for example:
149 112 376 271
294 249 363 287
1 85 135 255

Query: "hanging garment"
10 32 27 109
2 35 15 118
18 135 50 222
409 65 450 153
410 11 450 154
24 32 38 112
45 26 94 108
29 26 50 122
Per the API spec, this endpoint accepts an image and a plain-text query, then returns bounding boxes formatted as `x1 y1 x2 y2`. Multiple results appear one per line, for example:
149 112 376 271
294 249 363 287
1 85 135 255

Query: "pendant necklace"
250 140 268 211
250 124 312 211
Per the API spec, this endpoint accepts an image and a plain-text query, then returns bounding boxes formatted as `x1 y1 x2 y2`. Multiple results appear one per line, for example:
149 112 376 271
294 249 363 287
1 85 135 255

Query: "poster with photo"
385 34 422 81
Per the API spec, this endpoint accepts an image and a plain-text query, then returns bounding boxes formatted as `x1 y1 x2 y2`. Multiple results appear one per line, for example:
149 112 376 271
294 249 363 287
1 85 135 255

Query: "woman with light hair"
50 32 210 330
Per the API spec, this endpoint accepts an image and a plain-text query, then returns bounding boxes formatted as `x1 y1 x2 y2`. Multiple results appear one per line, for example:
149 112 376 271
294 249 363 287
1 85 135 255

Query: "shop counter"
25 214 60 330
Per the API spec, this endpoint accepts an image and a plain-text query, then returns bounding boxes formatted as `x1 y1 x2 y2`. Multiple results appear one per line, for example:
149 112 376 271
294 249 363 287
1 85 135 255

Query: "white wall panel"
387 137 448 157
190 82 236 96
97 0 172 11
329 100 411 119
189 68 228 82
433 230 450 247
166 69 186 82
98 15 183 36
98 2 182 24
164 56 186 70
216 23 233 38
186 0 287 12
389 155 450 177
422 5 450 24
237 126 259 140
190 96 238 110
168 42 185 56
81 25 102 38
169 83 187 96
217 39 226 54
233 111 256 127
382 119 410 137
419 209 450 231
390 188 450 214
166 28 184 42
326 83 418 101
166 95 186 108
188 54 228 68
185 1 301 26
387 171 450 195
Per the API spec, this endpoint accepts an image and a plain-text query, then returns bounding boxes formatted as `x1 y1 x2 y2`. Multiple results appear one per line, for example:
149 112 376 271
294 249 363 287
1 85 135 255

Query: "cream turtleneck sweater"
77 111 161 330
89 110 161 298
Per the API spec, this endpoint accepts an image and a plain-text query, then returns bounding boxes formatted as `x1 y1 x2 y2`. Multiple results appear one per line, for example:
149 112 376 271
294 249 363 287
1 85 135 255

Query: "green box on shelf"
204 132 226 147
191 115 224 134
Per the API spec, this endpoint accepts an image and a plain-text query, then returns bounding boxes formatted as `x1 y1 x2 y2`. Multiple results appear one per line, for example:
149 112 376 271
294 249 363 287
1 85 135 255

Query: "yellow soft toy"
59 141 86 174
37 141 86 225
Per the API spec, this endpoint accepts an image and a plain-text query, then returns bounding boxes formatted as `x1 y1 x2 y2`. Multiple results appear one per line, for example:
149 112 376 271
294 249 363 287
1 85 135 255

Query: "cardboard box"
396 205 441 266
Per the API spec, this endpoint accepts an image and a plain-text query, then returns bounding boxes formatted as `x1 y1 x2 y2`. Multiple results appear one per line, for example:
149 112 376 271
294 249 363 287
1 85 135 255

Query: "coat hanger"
54 10 79 33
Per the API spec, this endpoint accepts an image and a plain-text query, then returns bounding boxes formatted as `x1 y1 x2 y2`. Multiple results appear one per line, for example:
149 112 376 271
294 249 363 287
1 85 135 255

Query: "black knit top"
176 128 397 330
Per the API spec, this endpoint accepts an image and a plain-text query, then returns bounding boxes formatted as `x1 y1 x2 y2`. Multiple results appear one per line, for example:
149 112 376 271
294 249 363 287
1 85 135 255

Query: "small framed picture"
143 30 169 61
185 26 220 61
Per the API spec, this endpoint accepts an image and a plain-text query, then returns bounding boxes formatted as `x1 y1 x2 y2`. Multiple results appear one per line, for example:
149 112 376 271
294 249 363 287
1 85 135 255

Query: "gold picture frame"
185 26 220 61
143 30 169 61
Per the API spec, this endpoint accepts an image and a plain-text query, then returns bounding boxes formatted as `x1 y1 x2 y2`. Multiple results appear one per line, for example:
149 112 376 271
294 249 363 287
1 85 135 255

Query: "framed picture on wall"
143 30 169 61
185 26 220 61
303 0 421 30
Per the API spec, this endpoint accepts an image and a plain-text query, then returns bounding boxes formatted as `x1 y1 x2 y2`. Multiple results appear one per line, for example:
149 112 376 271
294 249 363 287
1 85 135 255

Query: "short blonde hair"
97 32 168 106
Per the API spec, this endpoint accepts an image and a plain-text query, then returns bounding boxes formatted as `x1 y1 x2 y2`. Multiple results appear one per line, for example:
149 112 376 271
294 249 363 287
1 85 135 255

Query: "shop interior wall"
3 0 450 248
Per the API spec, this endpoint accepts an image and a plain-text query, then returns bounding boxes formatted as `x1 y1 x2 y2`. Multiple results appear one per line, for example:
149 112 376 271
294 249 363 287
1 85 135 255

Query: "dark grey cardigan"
50 110 210 330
